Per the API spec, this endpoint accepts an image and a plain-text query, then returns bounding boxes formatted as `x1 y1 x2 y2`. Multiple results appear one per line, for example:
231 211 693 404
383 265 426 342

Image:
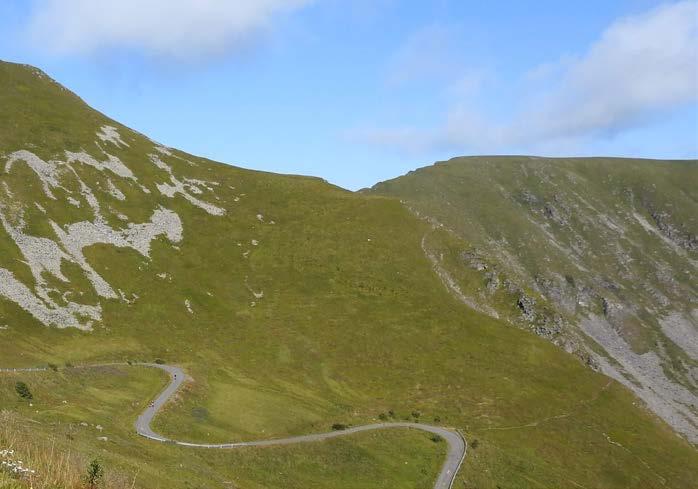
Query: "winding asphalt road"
3 363 466 489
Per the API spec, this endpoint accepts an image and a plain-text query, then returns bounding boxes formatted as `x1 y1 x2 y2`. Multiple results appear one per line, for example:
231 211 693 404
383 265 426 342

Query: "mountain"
0 61 696 489
369 155 698 444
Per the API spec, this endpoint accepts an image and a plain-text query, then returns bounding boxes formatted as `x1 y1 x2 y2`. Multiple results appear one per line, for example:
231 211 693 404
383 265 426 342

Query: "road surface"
3 363 466 489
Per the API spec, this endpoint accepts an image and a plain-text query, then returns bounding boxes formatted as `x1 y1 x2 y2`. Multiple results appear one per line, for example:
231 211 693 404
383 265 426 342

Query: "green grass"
0 61 697 488
0 367 445 489
369 156 698 389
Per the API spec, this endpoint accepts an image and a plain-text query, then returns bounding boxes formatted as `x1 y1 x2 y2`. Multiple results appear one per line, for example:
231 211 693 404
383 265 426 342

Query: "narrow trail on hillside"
1 363 466 489
417 225 499 319
480 380 613 432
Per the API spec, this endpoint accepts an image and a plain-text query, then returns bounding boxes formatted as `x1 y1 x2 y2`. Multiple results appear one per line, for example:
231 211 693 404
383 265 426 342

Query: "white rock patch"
0 145 223 330
185 178 218 193
660 311 698 360
66 151 136 181
151 154 172 171
5 151 63 199
50 208 183 299
154 145 173 156
581 314 698 444
106 179 126 201
0 206 72 288
150 154 225 216
244 278 264 299
97 126 129 148
0 267 101 330
119 290 139 304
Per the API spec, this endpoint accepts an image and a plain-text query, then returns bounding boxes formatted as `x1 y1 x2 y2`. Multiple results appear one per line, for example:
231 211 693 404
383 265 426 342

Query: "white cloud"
517 0 698 142
27 0 313 58
362 1 698 153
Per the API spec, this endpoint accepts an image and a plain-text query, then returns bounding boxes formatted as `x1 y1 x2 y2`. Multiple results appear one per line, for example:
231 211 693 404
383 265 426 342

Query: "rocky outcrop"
0 126 226 329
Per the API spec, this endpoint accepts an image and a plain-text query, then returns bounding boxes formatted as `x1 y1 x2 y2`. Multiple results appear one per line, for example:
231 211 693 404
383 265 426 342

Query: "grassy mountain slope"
369 155 698 445
0 62 697 489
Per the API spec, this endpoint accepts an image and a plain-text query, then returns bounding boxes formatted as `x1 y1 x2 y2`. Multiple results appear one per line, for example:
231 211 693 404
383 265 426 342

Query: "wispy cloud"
26 0 313 59
515 0 698 142
358 1 698 153
385 24 487 95
386 25 460 86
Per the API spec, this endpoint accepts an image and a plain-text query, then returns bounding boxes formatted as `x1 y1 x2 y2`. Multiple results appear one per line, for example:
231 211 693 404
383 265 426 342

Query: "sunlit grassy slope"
0 61 696 489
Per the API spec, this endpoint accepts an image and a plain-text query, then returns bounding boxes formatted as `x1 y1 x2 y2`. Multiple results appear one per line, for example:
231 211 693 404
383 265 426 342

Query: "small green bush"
84 459 104 488
14 381 32 400
48 363 58 372
154 359 165 365
331 423 348 431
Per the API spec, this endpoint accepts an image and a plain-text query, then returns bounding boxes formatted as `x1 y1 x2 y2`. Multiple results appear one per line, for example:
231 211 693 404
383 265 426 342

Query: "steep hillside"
1 62 697 489
369 156 698 445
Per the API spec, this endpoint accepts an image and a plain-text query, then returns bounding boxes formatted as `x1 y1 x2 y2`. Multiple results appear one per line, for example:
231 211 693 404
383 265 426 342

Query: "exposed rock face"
96 125 129 148
150 154 225 216
0 126 225 329
517 296 536 321
582 314 698 444
647 206 697 252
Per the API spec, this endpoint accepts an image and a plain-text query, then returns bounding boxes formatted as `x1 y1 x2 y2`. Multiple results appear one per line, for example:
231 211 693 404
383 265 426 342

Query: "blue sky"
0 1 696 190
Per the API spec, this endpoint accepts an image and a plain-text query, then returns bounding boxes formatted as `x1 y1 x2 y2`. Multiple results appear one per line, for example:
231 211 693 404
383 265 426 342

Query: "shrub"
47 363 58 372
84 459 104 488
411 410 421 419
331 423 348 431
14 382 32 400
378 412 388 421
471 439 479 449
154 359 165 365
430 434 443 443
65 361 74 368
